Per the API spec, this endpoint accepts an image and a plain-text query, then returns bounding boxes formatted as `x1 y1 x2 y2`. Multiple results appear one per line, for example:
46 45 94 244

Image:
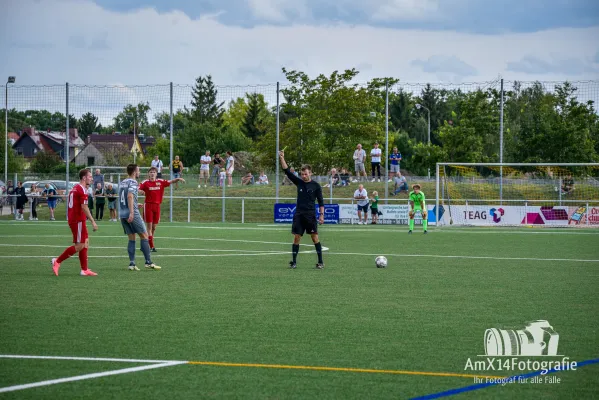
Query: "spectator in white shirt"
370 142 382 182
352 144 367 182
354 184 369 224
199 150 211 188
257 171 269 185
151 155 164 178
225 151 235 187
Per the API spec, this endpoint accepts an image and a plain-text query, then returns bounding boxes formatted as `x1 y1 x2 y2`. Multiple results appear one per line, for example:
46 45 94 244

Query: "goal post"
435 163 599 227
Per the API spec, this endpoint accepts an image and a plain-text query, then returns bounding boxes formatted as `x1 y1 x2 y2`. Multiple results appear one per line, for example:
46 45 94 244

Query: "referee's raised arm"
279 151 301 185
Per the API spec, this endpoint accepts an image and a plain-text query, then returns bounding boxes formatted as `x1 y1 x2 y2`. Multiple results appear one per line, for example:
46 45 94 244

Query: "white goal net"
435 163 599 227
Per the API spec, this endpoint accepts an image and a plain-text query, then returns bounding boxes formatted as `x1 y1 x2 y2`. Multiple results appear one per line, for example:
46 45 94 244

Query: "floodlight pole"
5 76 15 186
499 78 504 206
275 82 280 202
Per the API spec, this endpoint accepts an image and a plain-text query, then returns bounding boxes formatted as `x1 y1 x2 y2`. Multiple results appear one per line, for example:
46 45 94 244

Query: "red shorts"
143 203 161 224
69 221 88 244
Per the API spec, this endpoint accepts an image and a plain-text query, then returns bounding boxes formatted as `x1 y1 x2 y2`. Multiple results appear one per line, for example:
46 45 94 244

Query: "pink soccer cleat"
80 269 98 276
51 258 60 276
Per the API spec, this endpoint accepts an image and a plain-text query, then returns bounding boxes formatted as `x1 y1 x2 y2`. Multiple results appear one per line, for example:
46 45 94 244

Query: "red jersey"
67 183 88 223
139 179 171 204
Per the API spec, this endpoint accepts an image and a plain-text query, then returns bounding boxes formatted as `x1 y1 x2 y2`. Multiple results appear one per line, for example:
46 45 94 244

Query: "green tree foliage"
30 151 62 173
113 103 151 133
0 122 24 175
189 75 224 125
78 112 99 139
176 122 251 166
241 93 270 141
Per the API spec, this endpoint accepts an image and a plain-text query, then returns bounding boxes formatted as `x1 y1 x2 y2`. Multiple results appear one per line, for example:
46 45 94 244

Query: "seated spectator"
561 174 575 195
339 168 350 186
391 173 408 195
257 172 269 185
241 172 254 185
324 168 340 188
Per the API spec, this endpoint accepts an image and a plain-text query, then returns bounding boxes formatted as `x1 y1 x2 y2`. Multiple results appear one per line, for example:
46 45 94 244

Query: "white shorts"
227 168 234 175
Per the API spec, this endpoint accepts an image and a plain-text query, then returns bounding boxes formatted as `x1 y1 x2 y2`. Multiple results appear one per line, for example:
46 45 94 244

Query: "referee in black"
279 150 325 269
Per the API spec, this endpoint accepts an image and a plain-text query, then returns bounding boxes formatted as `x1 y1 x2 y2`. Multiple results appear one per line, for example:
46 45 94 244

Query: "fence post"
275 82 280 202
558 178 562 206
499 78 504 206
435 163 440 226
242 197 245 223
222 181 226 223
586 202 589 226
187 198 190 223
525 201 528 224
384 80 389 203
169 82 173 223
65 82 69 221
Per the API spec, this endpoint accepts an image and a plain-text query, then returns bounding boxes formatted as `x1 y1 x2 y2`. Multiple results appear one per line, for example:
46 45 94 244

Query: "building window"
87 157 95 166
16 147 23 156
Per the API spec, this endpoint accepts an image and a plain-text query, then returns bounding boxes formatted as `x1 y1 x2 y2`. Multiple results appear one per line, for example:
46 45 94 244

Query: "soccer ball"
375 256 387 268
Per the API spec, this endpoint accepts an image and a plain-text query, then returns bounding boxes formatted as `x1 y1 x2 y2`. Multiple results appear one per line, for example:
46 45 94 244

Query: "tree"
113 103 151 133
78 112 99 139
189 75 224 125
222 97 249 131
30 151 62 173
241 93 269 141
0 122 24 176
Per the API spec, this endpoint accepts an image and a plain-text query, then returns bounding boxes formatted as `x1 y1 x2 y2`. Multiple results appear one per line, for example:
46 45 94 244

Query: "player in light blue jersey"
119 164 161 271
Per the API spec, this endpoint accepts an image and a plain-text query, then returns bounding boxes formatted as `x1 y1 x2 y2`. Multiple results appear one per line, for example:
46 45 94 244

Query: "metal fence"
3 79 599 221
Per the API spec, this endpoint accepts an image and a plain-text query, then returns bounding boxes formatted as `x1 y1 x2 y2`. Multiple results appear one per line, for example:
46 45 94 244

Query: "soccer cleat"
128 263 140 271
145 263 161 270
315 263 324 270
288 261 297 269
80 269 98 276
51 258 60 276
151 248 157 252
408 230 413 234
424 230 428 234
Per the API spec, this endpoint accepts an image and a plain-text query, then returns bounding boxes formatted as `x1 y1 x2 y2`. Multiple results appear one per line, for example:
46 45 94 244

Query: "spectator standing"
93 169 104 190
370 191 381 224
105 183 118 221
211 153 223 186
199 150 211 188
170 156 183 189
6 180 15 216
29 184 39 221
370 142 382 182
219 168 226 187
94 183 106 220
353 184 369 225
352 144 367 182
388 147 402 181
225 151 235 187
87 185 94 216
151 155 164 178
43 183 58 221
14 181 27 220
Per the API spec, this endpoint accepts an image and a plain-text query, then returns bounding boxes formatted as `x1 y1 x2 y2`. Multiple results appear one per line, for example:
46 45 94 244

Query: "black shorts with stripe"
291 213 318 236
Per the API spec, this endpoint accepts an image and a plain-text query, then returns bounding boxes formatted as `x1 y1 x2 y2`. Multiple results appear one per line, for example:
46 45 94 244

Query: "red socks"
149 236 154 248
78 247 88 271
57 246 76 263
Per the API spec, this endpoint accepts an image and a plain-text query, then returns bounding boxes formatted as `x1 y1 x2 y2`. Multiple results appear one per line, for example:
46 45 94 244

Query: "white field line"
0 354 180 363
327 251 599 263
0 252 291 259
0 361 186 393
0 244 283 253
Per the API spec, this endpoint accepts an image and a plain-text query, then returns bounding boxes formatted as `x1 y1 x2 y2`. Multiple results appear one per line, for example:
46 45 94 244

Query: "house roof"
7 132 19 142
88 134 155 153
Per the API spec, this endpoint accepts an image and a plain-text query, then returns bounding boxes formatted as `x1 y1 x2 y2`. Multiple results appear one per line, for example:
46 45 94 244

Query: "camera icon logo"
484 320 559 356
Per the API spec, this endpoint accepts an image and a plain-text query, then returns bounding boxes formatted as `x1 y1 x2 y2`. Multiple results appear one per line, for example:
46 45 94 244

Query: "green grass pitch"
0 221 598 399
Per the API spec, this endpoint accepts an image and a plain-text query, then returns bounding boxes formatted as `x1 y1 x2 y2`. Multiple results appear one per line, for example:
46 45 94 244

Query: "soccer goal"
435 163 599 227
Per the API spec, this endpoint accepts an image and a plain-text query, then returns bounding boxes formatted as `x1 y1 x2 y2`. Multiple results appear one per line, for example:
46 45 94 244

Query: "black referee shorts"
291 213 318 236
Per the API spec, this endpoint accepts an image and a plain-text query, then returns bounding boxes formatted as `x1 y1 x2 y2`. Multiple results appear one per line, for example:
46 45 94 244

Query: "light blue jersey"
119 178 141 218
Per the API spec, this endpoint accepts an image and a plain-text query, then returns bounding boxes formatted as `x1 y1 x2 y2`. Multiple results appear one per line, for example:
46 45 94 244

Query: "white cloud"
371 0 440 21
1 0 598 92
246 0 309 22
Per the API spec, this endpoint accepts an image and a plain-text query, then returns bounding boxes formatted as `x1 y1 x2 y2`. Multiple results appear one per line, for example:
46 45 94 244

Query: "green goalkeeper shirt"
409 190 426 209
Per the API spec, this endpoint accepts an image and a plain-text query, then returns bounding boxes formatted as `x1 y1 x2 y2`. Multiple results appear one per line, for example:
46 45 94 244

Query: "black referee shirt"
283 168 324 215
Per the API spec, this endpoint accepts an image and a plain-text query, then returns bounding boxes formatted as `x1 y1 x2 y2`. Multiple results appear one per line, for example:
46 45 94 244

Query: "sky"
1 0 598 89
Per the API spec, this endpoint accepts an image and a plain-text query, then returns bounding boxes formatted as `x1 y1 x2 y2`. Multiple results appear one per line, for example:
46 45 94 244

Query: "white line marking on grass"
0 361 186 393
0 354 180 363
0 244 286 253
328 251 599 263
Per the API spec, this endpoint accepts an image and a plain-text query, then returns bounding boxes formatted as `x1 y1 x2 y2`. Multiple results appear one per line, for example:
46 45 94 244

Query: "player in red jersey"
139 166 185 251
51 169 99 276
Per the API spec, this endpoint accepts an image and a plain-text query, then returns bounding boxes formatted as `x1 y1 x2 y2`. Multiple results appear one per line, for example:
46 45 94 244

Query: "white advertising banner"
339 204 435 225
441 205 597 226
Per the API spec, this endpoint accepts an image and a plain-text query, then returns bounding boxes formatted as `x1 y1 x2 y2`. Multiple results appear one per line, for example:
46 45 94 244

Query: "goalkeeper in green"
408 184 428 234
